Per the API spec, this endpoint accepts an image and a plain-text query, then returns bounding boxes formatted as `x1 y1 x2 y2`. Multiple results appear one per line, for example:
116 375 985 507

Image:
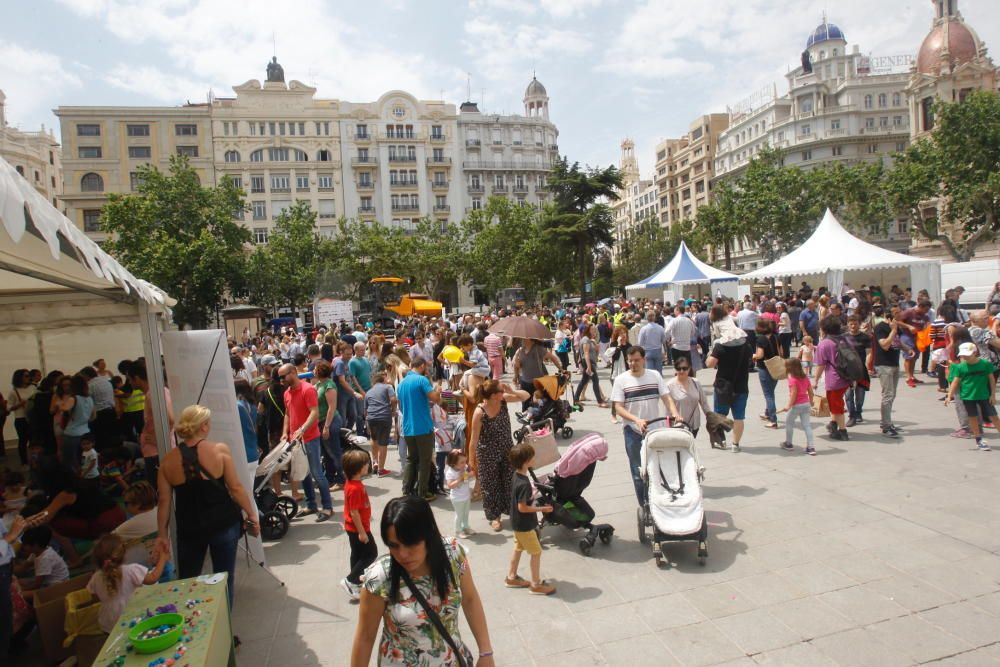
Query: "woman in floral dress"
351 496 494 667
467 380 530 532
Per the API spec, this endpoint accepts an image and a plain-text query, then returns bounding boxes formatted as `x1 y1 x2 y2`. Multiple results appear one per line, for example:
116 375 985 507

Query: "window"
865 118 876 129
921 97 935 131
864 95 873 109
360 196 372 210
878 94 887 108
293 149 308 162
880 116 889 128
126 124 149 137
251 176 265 193
176 145 198 157
269 122 276 136
268 147 289 161
318 174 334 190
800 98 813 113
894 116 903 127
472 198 482 210
431 125 443 139
296 175 309 191
356 124 368 139
298 122 305 135
893 93 901 107
801 150 812 161
800 124 811 136
80 173 104 192
223 122 230 136
224 150 240 163
129 172 144 191
695 180 705 194
78 146 102 158
317 149 332 162
271 175 290 191
77 124 100 136
867 143 879 154
358 173 372 186
252 201 267 220
896 141 907 152
318 200 336 219
83 209 102 232
229 176 242 190
279 122 286 136
432 148 444 162
250 149 263 162
832 145 843 156
830 119 841 130
175 124 197 136
125 146 150 159
435 195 446 208
249 123 257 136
254 228 268 244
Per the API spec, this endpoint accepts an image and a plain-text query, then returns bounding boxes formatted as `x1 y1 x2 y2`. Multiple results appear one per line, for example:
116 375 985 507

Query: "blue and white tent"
626 241 738 293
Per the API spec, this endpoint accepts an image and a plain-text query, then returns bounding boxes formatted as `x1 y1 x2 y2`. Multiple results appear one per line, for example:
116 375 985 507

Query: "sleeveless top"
174 440 241 541
517 345 547 382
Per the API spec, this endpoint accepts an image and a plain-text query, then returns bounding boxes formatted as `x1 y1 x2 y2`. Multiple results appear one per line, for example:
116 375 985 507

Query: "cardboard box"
33 573 91 663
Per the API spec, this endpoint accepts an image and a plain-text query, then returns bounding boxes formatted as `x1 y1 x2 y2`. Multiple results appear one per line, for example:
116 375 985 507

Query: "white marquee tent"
742 209 941 298
0 155 174 454
626 241 739 300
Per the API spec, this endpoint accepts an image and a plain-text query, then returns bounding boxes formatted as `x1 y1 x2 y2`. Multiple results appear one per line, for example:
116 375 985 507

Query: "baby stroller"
338 427 372 471
515 371 580 439
529 432 615 556
254 438 301 540
636 421 708 567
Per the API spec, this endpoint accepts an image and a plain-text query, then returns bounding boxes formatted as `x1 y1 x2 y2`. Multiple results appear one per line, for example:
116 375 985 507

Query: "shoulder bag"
398 567 471 667
763 337 786 380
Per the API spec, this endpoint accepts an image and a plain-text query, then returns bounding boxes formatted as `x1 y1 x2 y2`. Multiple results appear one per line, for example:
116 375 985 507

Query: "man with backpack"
812 315 864 441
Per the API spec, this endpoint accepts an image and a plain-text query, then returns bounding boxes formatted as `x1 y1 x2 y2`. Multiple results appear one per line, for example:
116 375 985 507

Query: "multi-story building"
712 18 914 270
0 90 62 208
458 77 559 215
906 0 999 260
56 60 558 248
655 114 729 228
611 139 642 260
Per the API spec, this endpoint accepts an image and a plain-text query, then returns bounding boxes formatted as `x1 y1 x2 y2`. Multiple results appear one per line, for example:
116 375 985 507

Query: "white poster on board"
161 330 265 565
313 298 353 327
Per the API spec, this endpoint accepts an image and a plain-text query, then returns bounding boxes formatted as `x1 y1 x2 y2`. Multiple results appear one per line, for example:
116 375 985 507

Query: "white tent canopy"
626 241 738 298
741 209 941 298
0 155 174 453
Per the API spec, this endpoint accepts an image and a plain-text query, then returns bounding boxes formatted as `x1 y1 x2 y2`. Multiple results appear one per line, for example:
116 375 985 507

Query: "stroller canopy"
555 433 608 479
532 375 563 401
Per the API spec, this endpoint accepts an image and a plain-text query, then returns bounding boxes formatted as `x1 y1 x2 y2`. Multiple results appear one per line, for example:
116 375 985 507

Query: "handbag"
398 567 471 667
765 355 787 381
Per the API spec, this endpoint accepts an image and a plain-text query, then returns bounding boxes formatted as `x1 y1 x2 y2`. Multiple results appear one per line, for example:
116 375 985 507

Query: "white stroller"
253 438 302 540
636 421 708 567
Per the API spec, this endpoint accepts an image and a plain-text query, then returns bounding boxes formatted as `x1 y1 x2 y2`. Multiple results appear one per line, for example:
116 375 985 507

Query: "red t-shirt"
343 480 371 534
283 381 320 442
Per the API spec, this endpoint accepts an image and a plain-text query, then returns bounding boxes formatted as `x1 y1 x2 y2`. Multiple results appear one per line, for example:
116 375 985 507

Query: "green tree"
100 155 249 328
542 158 623 297
612 216 672 289
404 218 470 302
884 91 1000 261
324 218 409 301
253 200 329 314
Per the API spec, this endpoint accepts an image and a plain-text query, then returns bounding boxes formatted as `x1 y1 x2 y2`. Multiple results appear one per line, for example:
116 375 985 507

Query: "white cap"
958 342 978 357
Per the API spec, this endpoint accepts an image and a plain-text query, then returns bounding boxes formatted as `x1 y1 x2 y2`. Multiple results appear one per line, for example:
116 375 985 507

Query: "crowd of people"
1 279 998 663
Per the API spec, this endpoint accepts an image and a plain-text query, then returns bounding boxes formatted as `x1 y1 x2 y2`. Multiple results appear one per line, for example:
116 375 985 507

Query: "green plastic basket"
127 613 183 654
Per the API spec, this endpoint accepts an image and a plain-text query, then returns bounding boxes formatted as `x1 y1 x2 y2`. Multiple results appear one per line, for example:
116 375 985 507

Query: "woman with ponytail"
87 532 169 633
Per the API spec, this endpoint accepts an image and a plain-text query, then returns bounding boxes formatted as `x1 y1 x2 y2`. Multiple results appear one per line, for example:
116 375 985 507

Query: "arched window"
864 95 873 109
224 150 240 163
317 149 331 162
832 48 839 57
250 149 264 162
81 172 104 192
294 149 308 161
819 50 826 60
878 93 887 108
893 93 901 107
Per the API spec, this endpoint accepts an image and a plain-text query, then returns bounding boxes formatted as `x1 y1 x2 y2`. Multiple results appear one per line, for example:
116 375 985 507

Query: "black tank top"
175 440 241 540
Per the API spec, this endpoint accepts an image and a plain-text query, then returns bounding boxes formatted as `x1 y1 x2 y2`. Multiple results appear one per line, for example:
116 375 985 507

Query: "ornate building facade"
0 90 63 208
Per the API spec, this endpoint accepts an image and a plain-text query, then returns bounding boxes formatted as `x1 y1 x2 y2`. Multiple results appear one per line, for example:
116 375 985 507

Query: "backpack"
833 335 865 382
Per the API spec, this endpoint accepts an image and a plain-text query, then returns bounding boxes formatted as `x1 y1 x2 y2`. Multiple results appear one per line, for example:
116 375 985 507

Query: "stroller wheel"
599 528 613 545
560 426 574 439
275 496 298 520
261 511 290 541
579 539 592 557
636 508 648 545
698 541 708 565
514 427 528 443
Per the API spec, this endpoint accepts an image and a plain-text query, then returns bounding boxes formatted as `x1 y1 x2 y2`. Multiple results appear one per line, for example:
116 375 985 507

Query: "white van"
940 259 1000 309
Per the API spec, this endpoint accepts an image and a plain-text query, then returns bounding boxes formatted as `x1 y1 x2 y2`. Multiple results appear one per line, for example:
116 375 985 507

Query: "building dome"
805 21 846 48
916 20 981 75
525 76 547 98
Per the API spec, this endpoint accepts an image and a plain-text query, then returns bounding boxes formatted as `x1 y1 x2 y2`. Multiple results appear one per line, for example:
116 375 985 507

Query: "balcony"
432 180 449 190
271 187 291 193
358 206 376 216
392 203 420 212
354 132 371 141
317 184 335 192
465 207 483 213
351 156 378 166
468 184 485 193
390 179 419 188
434 205 450 214
388 154 417 163
296 186 310 192
384 132 418 140
549 144 558 150
465 139 481 147
426 157 451 166
491 185 509 193
319 213 336 219
512 140 523 146
462 160 553 171
512 184 528 194
535 186 548 193
430 133 446 142
356 181 375 190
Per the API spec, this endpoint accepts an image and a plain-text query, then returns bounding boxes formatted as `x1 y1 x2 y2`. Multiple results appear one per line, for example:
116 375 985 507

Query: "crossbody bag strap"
398 568 468 667
267 388 285 416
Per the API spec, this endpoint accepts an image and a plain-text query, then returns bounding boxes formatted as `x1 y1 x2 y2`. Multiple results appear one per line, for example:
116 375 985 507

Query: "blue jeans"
846 383 866 420
435 451 449 492
623 427 646 506
337 390 358 432
177 521 241 609
61 434 82 473
354 395 367 436
645 349 663 375
300 437 333 512
757 368 778 424
321 414 345 486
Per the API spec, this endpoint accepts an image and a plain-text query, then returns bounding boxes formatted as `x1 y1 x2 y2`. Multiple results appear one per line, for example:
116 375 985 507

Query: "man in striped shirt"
610 347 678 505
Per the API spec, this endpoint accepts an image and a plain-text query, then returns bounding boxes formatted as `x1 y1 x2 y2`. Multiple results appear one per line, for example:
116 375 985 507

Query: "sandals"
491 519 503 532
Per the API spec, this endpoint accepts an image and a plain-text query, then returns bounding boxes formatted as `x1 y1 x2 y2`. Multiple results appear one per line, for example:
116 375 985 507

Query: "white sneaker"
340 577 360 600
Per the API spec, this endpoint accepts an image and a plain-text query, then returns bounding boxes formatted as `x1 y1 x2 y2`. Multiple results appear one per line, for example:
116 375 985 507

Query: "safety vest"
612 311 625 327
121 388 145 413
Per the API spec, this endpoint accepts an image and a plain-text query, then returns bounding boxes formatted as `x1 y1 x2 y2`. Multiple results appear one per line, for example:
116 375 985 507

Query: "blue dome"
806 22 845 48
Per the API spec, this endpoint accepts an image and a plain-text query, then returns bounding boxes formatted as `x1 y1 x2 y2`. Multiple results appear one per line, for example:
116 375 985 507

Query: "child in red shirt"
340 449 375 601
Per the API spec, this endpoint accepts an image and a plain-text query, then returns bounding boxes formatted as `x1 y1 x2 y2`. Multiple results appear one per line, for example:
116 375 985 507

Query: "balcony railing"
549 144 558 150
462 160 553 170
351 156 378 165
358 206 376 215
392 203 420 211
468 184 485 193
319 213 336 219
354 132 371 141
465 139 481 147
432 180 449 189
390 179 419 188
388 154 417 163
384 132 418 140
356 181 375 190
426 157 451 165
512 185 528 193
430 134 446 142
434 205 450 213
491 185 509 193
317 186 335 192
271 186 291 193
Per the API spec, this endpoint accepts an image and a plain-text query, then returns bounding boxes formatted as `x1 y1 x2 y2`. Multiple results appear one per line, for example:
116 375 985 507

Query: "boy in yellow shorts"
505 442 556 595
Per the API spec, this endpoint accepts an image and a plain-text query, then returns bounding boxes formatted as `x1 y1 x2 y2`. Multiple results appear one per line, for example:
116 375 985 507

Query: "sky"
2 0 999 176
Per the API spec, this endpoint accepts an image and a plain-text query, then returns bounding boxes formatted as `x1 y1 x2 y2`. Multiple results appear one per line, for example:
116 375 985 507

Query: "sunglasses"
676 366 690 372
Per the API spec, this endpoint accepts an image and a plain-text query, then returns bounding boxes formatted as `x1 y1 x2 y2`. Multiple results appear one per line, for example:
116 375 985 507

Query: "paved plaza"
229 366 1000 667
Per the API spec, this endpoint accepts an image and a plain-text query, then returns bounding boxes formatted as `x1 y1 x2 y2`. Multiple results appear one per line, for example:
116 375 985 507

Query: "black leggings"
347 530 378 585
574 369 605 404
14 418 30 465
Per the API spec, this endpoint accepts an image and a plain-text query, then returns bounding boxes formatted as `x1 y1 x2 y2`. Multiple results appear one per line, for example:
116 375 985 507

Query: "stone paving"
228 366 1000 666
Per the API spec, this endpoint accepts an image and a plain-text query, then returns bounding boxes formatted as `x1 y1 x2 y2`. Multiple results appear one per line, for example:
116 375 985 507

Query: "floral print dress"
363 537 475 667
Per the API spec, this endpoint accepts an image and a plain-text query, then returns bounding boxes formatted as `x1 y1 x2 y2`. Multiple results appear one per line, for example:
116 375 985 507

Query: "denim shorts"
713 392 749 421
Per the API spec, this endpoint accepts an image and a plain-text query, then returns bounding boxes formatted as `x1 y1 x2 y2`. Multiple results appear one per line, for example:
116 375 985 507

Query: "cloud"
469 0 601 17
539 0 603 18
0 40 82 128
103 64 212 102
